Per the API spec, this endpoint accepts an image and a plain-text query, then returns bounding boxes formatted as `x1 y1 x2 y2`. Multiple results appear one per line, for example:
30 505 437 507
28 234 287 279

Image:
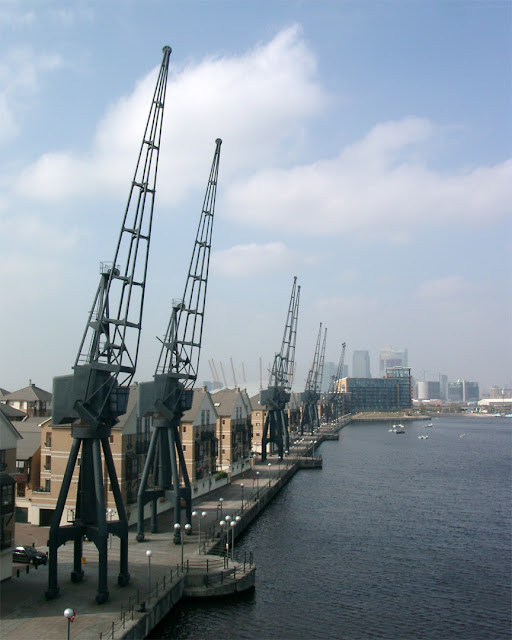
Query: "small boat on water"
418 435 429 439
423 423 434 428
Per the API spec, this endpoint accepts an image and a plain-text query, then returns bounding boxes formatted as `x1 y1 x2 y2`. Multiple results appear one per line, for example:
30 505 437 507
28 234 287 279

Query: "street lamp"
219 497 224 520
219 520 228 563
107 508 114 548
230 520 236 560
192 511 207 553
63 608 75 640
312 439 317 458
174 523 184 568
240 483 244 510
233 515 242 560
267 462 272 487
256 471 260 495
146 550 152 602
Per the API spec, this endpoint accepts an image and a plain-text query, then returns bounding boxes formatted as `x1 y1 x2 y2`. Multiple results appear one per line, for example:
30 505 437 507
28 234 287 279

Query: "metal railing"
97 551 255 640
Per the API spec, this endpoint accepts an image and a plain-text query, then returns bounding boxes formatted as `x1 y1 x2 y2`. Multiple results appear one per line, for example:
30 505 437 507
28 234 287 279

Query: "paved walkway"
0 439 318 640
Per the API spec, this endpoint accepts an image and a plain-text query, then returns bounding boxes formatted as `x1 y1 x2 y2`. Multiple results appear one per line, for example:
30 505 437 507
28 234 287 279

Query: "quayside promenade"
1 420 349 640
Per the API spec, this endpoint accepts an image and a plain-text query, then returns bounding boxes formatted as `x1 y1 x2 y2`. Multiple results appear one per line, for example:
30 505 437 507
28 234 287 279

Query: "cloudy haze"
0 2 510 395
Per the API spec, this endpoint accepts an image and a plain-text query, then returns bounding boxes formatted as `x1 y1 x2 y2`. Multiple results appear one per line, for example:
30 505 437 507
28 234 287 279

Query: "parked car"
12 545 47 566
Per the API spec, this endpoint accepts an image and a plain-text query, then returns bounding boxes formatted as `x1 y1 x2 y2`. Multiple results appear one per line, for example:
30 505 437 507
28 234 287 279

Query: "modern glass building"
352 350 371 378
341 367 412 412
379 346 408 377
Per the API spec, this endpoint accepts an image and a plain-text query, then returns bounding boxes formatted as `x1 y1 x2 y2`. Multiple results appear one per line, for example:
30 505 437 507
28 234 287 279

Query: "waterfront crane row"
42 45 333 605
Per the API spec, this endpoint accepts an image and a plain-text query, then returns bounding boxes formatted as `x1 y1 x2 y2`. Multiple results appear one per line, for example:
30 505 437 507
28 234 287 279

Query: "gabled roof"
0 387 11 398
16 417 50 460
2 383 52 403
210 388 243 417
0 404 27 420
0 411 22 445
239 389 253 414
249 392 262 408
182 388 218 422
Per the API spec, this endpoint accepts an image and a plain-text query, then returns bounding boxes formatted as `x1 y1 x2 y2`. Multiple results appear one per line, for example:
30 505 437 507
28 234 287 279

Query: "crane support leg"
46 437 81 599
101 438 130 587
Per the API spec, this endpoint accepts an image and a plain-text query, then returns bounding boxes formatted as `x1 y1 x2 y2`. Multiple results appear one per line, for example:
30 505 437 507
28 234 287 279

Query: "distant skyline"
0 1 510 396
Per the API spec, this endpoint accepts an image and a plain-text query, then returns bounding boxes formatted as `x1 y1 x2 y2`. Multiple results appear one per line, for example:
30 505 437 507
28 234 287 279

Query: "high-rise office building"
352 350 371 378
379 346 408 377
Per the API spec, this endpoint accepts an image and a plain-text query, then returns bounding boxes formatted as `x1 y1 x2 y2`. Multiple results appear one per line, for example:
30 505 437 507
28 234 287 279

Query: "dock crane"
136 138 222 543
325 342 346 421
45 46 172 604
261 277 300 460
300 324 326 434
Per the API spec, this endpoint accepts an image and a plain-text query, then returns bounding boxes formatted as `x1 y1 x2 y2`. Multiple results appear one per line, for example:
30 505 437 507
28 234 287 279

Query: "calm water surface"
149 416 512 640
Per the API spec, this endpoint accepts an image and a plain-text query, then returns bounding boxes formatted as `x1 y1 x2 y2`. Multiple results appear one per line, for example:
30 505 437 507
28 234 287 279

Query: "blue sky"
0 0 510 395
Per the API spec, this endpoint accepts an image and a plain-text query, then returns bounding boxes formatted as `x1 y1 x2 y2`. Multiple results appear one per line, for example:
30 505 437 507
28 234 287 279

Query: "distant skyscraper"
379 346 408 377
352 350 371 378
322 361 336 392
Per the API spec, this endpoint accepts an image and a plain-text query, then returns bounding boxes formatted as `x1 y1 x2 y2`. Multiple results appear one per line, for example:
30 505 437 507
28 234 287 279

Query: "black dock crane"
261 277 300 461
325 342 346 422
45 47 172 604
136 138 222 544
300 324 327 434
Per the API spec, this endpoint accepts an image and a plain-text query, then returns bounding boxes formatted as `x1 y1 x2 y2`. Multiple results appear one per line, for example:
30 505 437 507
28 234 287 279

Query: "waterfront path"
0 432 333 640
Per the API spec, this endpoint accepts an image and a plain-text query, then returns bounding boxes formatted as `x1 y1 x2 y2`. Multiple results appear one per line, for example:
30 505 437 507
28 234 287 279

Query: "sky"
0 0 511 397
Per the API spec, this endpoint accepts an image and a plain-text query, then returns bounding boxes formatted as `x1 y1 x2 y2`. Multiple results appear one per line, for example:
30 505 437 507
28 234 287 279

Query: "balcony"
135 440 149 455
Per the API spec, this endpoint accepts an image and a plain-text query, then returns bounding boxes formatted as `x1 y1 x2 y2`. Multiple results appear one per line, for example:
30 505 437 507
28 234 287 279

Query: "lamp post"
63 608 74 640
192 511 207 553
219 497 224 520
173 523 184 568
107 508 114 548
145 550 152 602
312 439 317 458
233 515 242 560
256 471 260 496
240 483 244 510
219 520 227 563
230 520 236 560
267 462 272 487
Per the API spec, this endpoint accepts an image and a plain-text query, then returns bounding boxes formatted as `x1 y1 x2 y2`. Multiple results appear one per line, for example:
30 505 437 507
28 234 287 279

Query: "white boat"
423 423 434 428
418 435 429 439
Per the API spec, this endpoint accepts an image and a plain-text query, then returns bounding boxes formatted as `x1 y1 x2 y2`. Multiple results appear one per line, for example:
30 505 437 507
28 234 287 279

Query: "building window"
183 445 187 452
44 479 51 493
109 435 114 443
222 434 225 439
45 455 51 471
1 482 14 514
0 449 5 472
17 482 26 498
45 432 52 447
16 460 24 470
183 426 187 433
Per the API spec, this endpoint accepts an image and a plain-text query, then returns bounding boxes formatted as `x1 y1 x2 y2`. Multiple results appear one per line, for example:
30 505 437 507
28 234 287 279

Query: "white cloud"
225 118 512 237
13 25 328 206
0 45 64 143
0 210 78 299
212 242 301 278
415 275 474 301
